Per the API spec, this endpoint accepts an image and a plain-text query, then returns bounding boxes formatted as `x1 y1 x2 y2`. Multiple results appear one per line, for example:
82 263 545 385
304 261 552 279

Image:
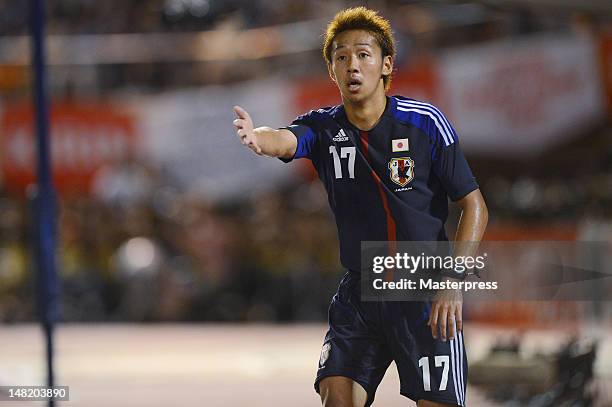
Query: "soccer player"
232 7 488 407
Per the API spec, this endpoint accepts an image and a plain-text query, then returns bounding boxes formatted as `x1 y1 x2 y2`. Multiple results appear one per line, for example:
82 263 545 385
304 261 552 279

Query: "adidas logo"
333 129 349 142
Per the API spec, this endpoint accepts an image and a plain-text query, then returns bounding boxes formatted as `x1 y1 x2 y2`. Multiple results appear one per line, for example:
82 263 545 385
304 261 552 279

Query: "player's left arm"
428 188 488 342
426 106 489 342
454 188 488 246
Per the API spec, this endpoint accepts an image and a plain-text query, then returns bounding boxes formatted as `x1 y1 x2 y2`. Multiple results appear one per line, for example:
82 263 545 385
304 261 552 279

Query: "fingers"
429 305 439 339
233 105 250 121
237 128 248 144
233 118 245 129
236 129 262 155
429 302 462 341
233 106 256 146
439 305 448 342
246 140 262 155
448 310 456 341
455 304 463 333
233 106 261 155
447 304 462 340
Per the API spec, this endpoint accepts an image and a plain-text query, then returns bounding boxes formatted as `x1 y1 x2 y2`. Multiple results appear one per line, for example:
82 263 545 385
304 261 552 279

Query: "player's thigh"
385 302 467 405
319 376 367 407
418 400 459 407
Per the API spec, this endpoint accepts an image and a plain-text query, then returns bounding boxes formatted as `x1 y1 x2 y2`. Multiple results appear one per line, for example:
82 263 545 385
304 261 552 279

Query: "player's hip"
330 270 431 332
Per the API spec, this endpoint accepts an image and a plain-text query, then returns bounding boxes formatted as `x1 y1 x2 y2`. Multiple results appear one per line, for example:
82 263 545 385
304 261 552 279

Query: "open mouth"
348 79 362 91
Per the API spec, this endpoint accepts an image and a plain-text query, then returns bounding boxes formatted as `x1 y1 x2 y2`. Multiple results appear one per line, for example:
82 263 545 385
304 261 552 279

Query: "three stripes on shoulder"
394 98 457 147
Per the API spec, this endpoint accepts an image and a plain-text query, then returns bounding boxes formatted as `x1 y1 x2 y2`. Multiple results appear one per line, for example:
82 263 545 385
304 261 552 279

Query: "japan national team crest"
388 157 414 187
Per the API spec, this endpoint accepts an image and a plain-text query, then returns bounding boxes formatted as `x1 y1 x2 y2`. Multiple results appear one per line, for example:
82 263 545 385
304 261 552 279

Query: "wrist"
440 266 467 281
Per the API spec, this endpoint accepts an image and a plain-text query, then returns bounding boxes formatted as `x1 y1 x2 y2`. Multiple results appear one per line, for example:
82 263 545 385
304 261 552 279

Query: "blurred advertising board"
437 33 606 155
0 66 28 92
291 33 606 158
0 103 136 195
140 78 295 202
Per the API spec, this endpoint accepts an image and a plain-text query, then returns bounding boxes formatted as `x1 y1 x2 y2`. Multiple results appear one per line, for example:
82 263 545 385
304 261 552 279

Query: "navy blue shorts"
315 271 467 406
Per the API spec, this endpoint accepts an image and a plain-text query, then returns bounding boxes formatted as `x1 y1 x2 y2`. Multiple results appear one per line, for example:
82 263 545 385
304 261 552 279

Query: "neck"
343 89 387 131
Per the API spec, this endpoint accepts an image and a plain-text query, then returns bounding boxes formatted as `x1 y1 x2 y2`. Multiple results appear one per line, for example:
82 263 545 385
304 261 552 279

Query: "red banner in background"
437 33 604 155
599 31 612 115
389 57 439 104
1 103 136 195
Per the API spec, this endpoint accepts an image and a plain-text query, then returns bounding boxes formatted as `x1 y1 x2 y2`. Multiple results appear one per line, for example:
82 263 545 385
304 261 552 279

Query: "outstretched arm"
428 188 488 341
232 105 297 159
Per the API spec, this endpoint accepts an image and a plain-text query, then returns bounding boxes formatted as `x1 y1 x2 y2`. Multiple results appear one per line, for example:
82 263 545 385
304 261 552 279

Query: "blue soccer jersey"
281 95 479 272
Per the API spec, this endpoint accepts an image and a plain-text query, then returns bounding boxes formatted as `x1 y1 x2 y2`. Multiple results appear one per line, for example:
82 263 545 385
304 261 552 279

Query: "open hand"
427 286 463 341
233 105 262 155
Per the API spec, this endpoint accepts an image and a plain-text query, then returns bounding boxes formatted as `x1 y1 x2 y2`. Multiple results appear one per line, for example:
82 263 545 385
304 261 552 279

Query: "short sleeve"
430 112 479 201
278 112 320 163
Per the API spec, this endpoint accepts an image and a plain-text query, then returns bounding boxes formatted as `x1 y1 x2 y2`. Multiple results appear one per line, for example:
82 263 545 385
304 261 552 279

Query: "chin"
342 90 367 104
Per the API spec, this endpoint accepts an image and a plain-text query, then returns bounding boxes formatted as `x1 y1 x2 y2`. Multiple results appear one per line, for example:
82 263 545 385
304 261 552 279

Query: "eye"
336 55 347 61
359 52 369 58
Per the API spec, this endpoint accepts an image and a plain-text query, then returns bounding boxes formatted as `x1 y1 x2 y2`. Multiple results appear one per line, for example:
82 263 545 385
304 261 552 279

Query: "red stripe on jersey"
398 159 406 184
360 130 397 282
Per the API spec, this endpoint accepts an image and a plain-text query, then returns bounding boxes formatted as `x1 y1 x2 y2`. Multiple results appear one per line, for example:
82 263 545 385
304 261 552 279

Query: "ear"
381 55 393 76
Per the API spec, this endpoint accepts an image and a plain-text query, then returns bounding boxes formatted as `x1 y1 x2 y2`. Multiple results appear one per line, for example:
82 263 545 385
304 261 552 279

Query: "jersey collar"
334 95 396 124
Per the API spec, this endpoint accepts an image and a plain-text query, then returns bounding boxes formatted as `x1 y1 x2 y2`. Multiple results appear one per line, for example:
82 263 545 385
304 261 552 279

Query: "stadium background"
0 0 611 405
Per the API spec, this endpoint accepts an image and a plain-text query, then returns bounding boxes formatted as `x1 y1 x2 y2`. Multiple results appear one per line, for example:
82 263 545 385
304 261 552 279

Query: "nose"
347 54 359 72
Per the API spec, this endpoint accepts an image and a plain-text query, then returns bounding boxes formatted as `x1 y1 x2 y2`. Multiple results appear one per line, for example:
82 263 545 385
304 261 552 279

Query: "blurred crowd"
0 1 610 323
0 142 610 323
1 0 587 35
0 0 596 95
476 133 612 223
0 154 342 322
1 0 329 35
